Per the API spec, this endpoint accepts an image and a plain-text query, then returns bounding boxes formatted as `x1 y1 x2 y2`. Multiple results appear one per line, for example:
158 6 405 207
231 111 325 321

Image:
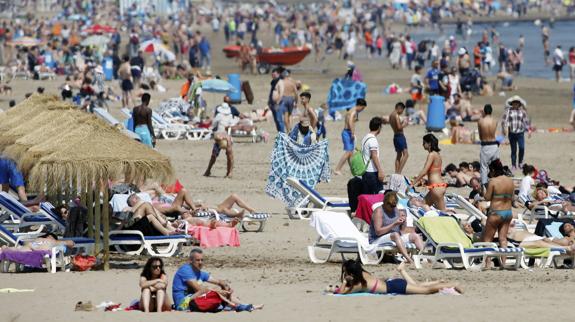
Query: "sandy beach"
1 11 575 322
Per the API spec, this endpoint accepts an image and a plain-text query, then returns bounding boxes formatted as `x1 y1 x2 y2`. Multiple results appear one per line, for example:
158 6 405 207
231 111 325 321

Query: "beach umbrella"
140 39 176 62
68 14 87 21
7 37 43 47
82 24 116 34
81 35 110 47
201 79 238 93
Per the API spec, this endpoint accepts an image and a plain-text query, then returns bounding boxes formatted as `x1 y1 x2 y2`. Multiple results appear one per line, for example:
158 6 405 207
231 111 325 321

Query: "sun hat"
458 47 466 55
506 95 526 108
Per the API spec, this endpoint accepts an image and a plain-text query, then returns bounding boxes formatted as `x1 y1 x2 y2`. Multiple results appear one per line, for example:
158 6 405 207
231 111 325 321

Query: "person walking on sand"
133 93 155 148
502 96 530 171
118 55 133 108
390 102 409 174
360 117 385 194
276 69 298 132
334 99 367 175
203 103 235 178
478 104 499 187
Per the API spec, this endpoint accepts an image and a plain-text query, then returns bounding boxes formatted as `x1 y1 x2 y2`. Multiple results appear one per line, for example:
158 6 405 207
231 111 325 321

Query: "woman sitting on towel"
331 260 462 295
413 134 447 210
139 257 172 312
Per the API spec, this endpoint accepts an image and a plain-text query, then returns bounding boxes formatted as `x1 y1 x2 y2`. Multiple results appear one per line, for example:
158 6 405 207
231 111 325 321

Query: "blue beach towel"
265 133 330 207
327 78 367 113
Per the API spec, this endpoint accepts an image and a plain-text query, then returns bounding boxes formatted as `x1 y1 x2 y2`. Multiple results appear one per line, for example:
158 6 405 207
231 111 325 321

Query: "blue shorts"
393 133 407 152
341 129 354 151
134 125 153 147
278 96 295 115
0 158 25 187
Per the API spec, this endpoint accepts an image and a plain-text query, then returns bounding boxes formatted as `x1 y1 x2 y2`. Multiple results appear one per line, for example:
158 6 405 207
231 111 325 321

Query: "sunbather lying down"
328 260 462 295
123 194 239 236
0 233 74 253
138 186 257 219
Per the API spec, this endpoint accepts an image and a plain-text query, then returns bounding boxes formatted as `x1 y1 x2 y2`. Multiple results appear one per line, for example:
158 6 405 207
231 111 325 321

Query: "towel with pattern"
327 78 367 113
266 133 330 207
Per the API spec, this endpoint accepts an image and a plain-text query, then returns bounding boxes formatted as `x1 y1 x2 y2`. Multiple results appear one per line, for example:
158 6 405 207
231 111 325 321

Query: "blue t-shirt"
426 68 440 90
172 264 210 308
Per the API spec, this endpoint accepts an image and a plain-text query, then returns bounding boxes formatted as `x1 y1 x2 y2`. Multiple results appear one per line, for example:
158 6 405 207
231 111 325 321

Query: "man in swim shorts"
389 102 408 174
334 98 367 175
477 104 499 187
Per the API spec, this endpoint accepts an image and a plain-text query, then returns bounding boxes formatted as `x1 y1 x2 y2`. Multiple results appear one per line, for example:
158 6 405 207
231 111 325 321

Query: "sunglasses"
152 265 162 269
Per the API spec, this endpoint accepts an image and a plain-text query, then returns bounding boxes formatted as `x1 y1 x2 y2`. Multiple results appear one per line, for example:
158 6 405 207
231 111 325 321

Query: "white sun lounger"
0 192 63 234
285 177 350 219
108 230 190 257
308 211 417 265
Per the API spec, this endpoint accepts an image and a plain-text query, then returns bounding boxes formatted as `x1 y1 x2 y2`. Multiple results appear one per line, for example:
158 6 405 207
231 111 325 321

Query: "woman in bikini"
331 260 462 295
413 134 447 210
481 159 514 266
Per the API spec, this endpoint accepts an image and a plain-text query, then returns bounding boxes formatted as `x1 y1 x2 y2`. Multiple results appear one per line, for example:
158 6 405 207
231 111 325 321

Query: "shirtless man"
477 104 499 187
334 98 367 175
133 93 155 148
276 69 298 132
298 92 318 130
390 102 409 174
118 55 133 108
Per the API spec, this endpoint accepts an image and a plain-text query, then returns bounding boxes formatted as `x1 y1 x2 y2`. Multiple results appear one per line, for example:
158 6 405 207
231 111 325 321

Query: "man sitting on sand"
172 248 263 312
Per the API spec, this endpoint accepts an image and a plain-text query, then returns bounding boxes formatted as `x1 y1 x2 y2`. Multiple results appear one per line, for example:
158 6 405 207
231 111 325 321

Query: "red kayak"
222 46 311 74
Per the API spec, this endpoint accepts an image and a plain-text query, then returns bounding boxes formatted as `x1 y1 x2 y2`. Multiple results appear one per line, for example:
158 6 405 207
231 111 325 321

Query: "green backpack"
349 137 374 177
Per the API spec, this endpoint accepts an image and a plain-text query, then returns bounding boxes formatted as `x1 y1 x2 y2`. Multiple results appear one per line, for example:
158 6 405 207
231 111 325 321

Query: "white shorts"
371 232 411 245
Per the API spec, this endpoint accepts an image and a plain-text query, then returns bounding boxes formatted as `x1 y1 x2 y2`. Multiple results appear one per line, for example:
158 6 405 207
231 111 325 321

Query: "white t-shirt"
361 133 380 173
518 175 534 202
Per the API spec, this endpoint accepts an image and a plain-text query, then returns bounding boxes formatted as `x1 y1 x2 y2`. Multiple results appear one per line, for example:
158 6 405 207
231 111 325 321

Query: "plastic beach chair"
414 216 524 270
307 211 416 265
285 177 350 220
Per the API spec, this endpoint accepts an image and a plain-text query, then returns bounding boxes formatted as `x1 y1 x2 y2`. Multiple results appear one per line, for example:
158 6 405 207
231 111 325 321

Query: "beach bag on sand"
72 255 97 271
190 291 223 312
350 138 373 177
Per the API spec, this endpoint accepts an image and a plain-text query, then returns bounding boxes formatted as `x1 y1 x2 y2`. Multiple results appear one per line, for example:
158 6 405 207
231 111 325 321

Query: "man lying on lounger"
0 233 74 253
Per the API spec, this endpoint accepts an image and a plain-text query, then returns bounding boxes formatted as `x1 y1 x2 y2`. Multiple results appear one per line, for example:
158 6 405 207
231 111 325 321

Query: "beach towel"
187 226 240 248
0 249 51 268
327 78 367 113
265 133 330 207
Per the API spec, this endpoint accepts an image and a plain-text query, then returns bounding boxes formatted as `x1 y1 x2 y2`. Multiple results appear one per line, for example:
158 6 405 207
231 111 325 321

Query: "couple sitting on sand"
121 188 259 236
138 249 263 313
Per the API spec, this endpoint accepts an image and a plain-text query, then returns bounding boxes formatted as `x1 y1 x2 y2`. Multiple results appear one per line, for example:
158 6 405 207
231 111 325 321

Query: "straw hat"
506 95 526 108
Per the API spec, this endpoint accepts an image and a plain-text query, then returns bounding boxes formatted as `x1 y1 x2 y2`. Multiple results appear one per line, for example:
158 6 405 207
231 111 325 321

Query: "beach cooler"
103 57 114 81
426 95 445 132
227 73 242 104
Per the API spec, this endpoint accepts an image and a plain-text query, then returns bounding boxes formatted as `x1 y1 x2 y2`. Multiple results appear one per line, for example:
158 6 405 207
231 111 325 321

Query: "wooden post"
87 184 94 240
102 185 110 271
94 187 101 257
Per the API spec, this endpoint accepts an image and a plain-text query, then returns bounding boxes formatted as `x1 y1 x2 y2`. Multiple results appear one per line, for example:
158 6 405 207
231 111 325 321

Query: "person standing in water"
334 99 367 175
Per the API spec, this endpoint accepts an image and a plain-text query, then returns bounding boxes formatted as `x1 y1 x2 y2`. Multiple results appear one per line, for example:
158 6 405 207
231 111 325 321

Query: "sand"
1 22 575 322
